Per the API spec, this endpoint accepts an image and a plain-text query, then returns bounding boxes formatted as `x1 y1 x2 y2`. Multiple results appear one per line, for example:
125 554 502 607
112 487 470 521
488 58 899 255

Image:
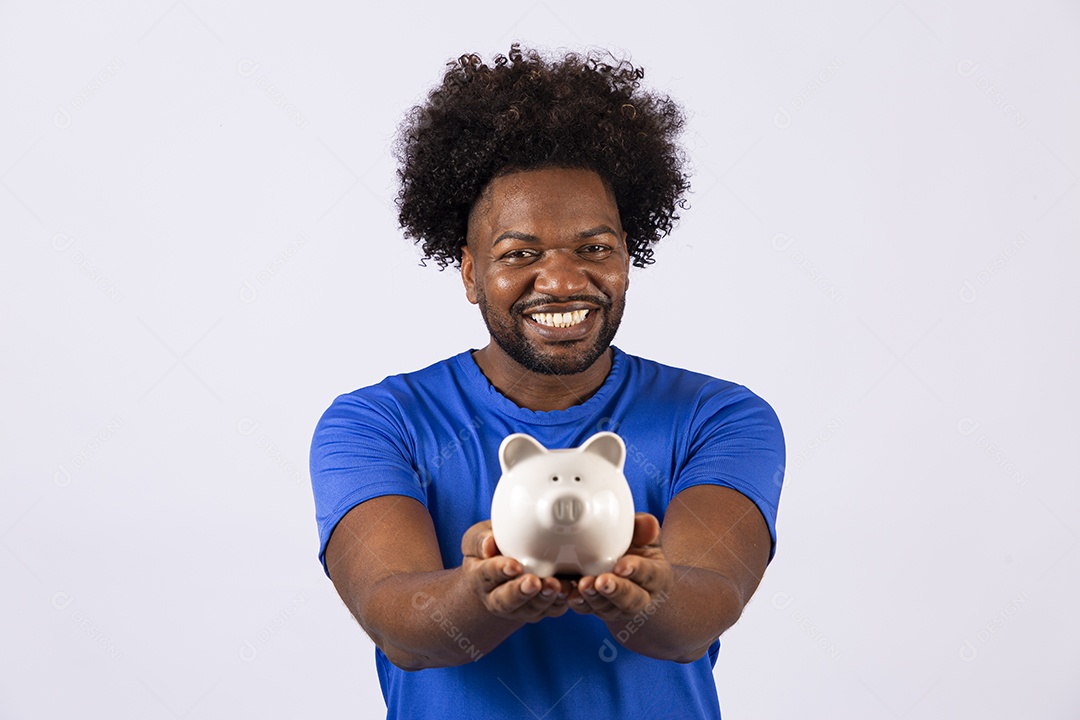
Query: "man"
310 45 785 719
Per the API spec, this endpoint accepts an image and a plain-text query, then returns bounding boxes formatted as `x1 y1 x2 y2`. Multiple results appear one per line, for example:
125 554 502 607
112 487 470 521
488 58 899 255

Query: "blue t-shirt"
310 347 785 720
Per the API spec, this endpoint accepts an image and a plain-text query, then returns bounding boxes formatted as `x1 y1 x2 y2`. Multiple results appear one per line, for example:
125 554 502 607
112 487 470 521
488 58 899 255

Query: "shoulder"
315 352 470 429
325 352 469 407
616 348 774 412
614 349 782 445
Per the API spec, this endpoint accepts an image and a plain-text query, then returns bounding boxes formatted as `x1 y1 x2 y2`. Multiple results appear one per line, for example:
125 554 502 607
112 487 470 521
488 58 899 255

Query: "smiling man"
310 45 786 720
464 167 628 409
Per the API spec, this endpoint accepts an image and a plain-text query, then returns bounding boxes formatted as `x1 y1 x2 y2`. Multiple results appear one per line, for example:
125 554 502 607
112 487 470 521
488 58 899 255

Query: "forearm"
604 565 744 663
353 567 523 671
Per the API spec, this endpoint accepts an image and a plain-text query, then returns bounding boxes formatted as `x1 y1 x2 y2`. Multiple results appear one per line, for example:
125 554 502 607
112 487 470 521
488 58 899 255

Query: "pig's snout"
550 495 584 526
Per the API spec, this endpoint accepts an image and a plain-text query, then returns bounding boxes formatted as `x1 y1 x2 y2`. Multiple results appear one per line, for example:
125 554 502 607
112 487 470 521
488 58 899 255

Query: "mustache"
513 294 612 314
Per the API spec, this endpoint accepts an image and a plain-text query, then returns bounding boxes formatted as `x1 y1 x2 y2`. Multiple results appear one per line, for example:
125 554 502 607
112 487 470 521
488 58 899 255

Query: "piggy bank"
490 431 635 578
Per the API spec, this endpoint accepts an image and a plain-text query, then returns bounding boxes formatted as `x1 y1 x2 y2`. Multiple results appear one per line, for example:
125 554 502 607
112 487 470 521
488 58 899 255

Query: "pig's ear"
580 432 626 471
499 433 547 472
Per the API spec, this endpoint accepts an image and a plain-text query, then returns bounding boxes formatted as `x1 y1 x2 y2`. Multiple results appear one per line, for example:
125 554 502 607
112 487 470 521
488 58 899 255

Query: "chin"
514 342 610 376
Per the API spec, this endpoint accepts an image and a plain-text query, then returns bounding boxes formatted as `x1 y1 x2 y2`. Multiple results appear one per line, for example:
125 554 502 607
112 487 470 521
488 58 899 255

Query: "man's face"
461 167 631 376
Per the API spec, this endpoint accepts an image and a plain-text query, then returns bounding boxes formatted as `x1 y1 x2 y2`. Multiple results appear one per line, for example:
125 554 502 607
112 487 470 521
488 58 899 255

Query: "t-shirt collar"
455 346 626 425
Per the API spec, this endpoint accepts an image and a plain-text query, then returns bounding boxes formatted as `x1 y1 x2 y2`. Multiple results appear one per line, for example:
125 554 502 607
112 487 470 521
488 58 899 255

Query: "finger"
480 533 499 559
468 556 522 594
486 574 551 616
613 557 669 595
570 579 617 617
525 579 572 620
472 532 501 560
570 575 614 615
534 576 573 601
460 520 494 557
488 574 571 620
569 593 607 616
542 602 571 619
591 572 652 616
630 513 661 548
611 555 645 584
536 576 568 606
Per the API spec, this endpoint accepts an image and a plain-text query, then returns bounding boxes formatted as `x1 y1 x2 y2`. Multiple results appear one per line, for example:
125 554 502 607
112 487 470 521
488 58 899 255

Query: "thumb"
631 513 661 547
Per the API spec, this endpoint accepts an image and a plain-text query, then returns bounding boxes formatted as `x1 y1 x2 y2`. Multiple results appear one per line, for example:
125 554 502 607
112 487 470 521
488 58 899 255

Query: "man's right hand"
461 520 571 623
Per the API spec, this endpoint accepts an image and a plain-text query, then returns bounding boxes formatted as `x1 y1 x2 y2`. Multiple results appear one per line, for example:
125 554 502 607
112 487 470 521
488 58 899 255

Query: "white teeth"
530 309 589 328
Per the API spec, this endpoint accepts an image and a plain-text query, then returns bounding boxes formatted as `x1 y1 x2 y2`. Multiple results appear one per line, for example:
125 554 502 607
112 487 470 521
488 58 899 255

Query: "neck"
471 344 613 412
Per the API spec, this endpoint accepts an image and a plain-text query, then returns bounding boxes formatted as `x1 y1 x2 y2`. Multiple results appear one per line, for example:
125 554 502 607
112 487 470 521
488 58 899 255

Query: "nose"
534 250 589 297
550 495 584 526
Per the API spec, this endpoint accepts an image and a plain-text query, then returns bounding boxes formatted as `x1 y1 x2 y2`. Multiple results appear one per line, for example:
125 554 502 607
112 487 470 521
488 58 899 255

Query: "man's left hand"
569 512 674 622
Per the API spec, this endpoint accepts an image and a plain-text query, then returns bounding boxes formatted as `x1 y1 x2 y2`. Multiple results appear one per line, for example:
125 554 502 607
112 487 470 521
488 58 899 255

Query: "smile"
530 309 590 328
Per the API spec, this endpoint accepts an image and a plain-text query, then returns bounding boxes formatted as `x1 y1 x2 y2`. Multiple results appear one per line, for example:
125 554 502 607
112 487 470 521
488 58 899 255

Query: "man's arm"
571 484 771 662
325 494 571 671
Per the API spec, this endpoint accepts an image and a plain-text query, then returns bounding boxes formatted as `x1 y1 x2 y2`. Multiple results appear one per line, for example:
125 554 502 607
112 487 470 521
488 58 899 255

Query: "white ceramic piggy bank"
490 431 635 578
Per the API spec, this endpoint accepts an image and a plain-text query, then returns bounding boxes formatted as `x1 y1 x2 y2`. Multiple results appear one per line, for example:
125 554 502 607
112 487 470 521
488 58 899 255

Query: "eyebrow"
492 225 618 247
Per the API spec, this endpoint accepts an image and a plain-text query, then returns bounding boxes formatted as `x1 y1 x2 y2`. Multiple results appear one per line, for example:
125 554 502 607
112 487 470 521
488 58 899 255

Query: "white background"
2 1 1078 717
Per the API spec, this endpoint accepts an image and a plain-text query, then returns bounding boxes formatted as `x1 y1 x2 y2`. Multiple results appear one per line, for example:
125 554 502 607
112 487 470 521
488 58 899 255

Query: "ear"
461 244 478 304
579 432 626 471
621 231 631 291
499 433 547 472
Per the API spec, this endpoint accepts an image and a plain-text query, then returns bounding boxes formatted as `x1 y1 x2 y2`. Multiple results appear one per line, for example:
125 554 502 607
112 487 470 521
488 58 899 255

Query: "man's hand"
461 520 572 623
569 513 674 623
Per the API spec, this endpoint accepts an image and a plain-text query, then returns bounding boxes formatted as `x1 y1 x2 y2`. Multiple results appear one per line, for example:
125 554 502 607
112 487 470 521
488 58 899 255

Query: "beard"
475 288 625 376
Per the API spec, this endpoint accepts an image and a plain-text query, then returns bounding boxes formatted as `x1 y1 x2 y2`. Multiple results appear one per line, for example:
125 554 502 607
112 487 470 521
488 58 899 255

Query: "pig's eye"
574 476 581 482
551 476 559 482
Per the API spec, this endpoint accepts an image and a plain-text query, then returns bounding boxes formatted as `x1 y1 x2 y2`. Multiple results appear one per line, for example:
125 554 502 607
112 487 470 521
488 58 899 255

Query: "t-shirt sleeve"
671 384 786 562
309 390 427 578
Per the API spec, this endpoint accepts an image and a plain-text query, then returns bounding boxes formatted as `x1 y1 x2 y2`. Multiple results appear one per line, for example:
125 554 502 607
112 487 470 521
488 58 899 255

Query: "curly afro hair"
394 44 690 269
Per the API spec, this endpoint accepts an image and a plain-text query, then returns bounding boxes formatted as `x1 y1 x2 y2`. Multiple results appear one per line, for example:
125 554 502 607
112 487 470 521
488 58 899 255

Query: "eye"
579 244 613 257
551 475 559 482
574 476 581 482
501 248 538 262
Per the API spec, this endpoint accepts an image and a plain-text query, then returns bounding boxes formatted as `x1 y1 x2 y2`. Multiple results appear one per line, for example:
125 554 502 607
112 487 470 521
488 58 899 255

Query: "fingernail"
502 565 518 577
557 593 567 601
583 587 597 596
617 566 633 577
540 588 554 598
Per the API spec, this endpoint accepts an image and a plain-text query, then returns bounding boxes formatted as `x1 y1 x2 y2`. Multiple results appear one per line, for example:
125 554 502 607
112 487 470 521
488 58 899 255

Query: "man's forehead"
469 168 618 223
462 167 625 260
